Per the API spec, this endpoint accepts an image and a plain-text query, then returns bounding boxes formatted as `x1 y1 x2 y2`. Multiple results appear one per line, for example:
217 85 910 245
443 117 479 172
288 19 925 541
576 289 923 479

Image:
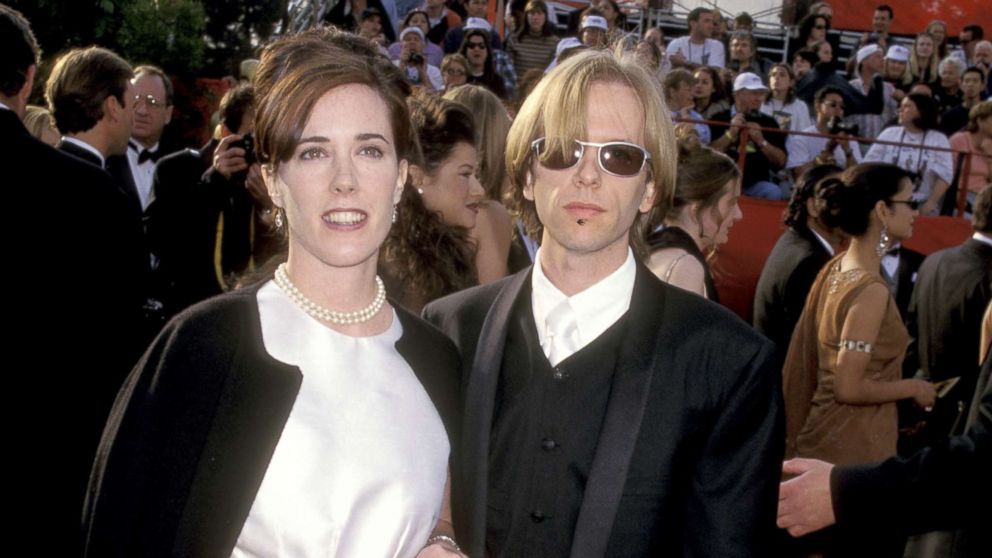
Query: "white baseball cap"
856 44 882 66
733 72 769 92
581 15 608 31
464 17 492 33
400 26 425 41
885 45 910 62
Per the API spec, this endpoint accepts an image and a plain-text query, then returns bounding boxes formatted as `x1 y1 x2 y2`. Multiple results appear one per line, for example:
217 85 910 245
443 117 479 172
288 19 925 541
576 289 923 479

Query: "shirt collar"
531 247 637 349
973 232 992 247
808 226 835 255
62 136 105 167
0 102 10 112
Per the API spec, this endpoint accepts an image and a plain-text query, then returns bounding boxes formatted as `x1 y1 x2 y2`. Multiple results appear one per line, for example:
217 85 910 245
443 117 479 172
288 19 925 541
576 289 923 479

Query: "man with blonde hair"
425 50 783 557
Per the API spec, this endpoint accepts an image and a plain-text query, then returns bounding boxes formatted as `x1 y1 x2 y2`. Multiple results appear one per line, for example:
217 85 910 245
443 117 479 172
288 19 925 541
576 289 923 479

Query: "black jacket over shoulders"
83 284 461 557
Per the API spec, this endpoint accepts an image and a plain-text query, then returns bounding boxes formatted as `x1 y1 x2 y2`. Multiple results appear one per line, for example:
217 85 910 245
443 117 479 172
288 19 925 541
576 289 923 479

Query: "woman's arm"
833 282 936 406
416 471 466 557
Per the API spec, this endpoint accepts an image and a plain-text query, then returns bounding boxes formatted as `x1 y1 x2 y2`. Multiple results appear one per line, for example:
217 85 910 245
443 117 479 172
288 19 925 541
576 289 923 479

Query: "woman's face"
699 179 743 248
419 142 485 229
769 66 792 93
407 13 429 34
883 178 918 241
265 84 407 272
464 34 489 67
817 41 833 63
810 17 828 42
793 56 812 78
977 115 992 136
915 35 934 60
692 70 714 100
527 9 546 32
926 23 946 46
597 1 618 25
635 41 659 70
898 97 920 127
669 81 695 110
444 62 467 88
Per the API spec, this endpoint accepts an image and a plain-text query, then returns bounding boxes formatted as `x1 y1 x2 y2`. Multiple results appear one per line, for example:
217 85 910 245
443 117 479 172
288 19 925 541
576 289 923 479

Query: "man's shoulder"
424 271 523 324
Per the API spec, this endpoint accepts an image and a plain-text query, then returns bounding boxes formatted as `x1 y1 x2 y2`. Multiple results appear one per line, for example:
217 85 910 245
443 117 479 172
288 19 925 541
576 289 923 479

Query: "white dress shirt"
531 247 637 364
126 140 159 210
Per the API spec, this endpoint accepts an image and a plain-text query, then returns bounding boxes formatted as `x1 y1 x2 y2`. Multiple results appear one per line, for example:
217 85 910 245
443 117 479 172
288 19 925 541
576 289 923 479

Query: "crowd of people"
2 1 990 557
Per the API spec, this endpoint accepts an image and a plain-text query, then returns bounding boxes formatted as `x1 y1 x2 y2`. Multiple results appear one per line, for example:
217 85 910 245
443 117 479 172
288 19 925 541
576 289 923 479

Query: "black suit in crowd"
4 108 147 554
882 245 924 321
905 237 992 441
82 285 461 556
753 225 833 356
146 145 282 318
424 263 784 557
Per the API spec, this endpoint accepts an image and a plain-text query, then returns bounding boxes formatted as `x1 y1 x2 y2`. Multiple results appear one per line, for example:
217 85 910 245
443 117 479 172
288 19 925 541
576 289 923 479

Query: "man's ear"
638 178 657 214
522 170 535 201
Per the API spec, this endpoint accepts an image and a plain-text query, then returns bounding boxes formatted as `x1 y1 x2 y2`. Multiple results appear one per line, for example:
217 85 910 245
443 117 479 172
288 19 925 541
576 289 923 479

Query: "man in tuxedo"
148 83 279 317
753 164 844 356
111 64 175 214
424 51 783 557
905 186 992 440
0 6 147 552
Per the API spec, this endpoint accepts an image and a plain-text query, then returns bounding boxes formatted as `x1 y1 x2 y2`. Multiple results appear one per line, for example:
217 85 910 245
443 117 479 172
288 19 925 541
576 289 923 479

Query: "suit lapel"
462 267 531 555
570 264 667 557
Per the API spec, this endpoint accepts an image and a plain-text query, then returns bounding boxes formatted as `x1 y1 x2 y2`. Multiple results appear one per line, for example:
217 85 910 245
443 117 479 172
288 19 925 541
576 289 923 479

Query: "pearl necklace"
274 263 387 325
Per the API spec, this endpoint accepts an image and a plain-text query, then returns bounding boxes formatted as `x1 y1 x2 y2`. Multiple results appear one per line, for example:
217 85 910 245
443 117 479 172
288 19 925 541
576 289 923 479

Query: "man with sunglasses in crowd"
425 51 783 558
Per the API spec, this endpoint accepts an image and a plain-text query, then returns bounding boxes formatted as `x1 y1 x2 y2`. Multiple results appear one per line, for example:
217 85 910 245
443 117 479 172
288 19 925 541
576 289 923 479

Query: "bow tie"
130 141 162 164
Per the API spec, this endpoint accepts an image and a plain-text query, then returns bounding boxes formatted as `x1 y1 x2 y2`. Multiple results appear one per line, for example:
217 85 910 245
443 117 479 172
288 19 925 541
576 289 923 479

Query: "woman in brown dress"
783 163 937 467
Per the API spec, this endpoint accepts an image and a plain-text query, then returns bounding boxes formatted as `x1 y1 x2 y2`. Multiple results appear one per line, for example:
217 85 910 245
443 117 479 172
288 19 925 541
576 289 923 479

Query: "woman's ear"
408 164 426 191
395 160 410 204
262 164 283 208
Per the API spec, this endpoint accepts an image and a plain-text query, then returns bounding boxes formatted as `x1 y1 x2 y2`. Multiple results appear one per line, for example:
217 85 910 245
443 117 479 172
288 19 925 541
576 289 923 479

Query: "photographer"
149 84 280 317
710 72 788 199
396 26 443 91
786 86 864 180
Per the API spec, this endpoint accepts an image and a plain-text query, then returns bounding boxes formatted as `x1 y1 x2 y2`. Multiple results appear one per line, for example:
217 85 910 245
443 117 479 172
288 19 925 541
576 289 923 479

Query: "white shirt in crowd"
863 126 954 204
847 77 898 152
667 36 726 68
786 124 864 170
393 59 444 91
761 99 812 133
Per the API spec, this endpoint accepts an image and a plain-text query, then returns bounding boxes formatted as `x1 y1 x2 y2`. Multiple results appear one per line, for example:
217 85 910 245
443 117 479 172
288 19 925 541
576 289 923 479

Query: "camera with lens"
409 52 424 65
232 132 256 166
827 117 858 136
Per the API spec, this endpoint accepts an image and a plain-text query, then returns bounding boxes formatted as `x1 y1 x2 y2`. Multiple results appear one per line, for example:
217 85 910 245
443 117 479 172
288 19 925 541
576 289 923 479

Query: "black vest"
487 291 630 557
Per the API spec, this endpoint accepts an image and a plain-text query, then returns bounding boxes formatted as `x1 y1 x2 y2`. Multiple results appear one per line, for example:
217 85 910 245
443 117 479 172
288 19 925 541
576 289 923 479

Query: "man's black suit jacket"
424 263 785 557
4 108 147 554
753 226 832 356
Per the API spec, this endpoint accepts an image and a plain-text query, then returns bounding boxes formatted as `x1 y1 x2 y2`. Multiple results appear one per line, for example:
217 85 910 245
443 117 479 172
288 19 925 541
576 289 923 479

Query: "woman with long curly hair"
381 93 484 312
646 134 742 301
